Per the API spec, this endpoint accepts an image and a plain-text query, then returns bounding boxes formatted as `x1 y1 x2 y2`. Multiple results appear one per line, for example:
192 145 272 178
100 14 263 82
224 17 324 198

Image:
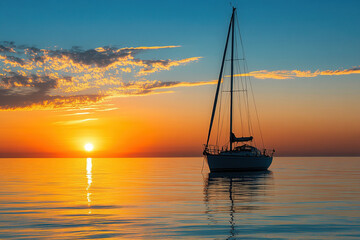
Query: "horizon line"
0 155 359 158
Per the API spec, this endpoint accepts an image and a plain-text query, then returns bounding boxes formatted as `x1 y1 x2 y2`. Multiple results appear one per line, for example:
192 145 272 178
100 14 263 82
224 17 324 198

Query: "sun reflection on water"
86 158 92 213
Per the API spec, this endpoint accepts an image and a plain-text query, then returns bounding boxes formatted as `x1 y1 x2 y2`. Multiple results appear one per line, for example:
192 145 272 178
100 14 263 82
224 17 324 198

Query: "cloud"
231 66 360 80
0 55 25 66
0 41 16 53
107 79 217 96
95 107 119 112
54 118 98 125
21 44 183 69
3 41 357 111
116 45 180 51
0 42 202 110
0 72 104 110
62 112 91 116
137 57 201 76
320 66 360 76
0 88 104 111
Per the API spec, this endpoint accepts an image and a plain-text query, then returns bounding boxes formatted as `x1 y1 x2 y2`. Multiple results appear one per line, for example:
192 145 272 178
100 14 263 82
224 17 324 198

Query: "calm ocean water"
0 157 359 239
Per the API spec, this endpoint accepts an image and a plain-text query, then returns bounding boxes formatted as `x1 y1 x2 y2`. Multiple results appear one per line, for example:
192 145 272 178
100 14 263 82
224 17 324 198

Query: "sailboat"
203 7 274 172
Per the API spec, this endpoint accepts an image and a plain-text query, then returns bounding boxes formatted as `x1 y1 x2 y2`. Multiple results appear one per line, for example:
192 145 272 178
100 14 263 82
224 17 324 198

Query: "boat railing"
262 148 276 157
204 144 275 156
203 145 222 155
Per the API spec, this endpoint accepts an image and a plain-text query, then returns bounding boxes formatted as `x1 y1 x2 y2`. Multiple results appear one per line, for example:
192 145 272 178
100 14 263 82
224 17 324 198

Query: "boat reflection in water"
203 171 273 238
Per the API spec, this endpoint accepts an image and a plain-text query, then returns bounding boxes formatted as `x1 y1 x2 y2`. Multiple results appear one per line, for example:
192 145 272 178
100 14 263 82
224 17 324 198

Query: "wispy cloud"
62 112 91 116
231 66 360 80
320 66 360 76
54 118 98 125
95 107 119 112
137 57 202 76
106 79 217 96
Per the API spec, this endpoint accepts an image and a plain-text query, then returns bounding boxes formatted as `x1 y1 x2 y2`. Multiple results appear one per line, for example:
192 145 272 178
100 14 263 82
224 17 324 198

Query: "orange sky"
0 77 359 157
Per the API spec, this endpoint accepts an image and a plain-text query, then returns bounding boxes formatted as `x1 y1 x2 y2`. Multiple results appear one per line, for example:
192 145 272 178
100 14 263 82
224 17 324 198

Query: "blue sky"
1 0 359 104
2 0 359 77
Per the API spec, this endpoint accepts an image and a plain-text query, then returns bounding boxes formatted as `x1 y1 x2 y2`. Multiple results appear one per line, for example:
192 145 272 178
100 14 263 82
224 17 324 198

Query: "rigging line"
234 33 245 146
220 76 231 149
240 37 264 148
215 81 221 146
216 73 226 147
216 73 225 146
229 7 235 151
249 113 257 148
215 65 224 146
234 36 244 137
233 14 249 138
201 156 205 173
222 138 230 150
219 59 230 147
235 12 252 136
248 73 265 149
245 75 252 140
243 58 262 149
222 90 247 92
243 66 251 138
237 21 252 137
205 10 234 148
236 11 264 148
235 34 248 137
240 74 251 138
244 68 257 148
219 79 230 148
225 58 245 61
245 81 252 136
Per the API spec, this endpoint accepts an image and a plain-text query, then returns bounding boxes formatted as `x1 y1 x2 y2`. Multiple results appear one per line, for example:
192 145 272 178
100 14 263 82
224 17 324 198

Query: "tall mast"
229 7 236 151
205 9 234 149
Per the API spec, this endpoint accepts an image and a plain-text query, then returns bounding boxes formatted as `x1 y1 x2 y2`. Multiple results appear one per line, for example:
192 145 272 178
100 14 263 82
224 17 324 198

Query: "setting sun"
84 143 94 152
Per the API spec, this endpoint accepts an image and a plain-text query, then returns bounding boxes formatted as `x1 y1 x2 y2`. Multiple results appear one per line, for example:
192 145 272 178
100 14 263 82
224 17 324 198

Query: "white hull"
206 154 272 172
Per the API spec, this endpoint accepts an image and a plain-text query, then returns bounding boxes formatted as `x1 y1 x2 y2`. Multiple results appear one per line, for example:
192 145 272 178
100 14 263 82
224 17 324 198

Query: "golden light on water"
86 158 92 213
84 143 94 152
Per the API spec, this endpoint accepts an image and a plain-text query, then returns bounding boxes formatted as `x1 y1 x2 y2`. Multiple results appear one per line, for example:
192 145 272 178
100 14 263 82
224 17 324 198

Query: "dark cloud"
0 72 103 110
1 42 198 75
49 48 130 67
19 44 182 68
137 57 200 75
2 55 26 65
21 45 154 67
2 72 57 91
2 43 132 67
349 66 360 71
24 46 42 53
119 79 215 95
121 80 180 95
0 41 16 53
0 88 103 110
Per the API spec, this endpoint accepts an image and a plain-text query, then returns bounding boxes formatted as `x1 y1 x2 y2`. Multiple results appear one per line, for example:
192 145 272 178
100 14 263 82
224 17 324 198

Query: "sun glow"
84 143 94 152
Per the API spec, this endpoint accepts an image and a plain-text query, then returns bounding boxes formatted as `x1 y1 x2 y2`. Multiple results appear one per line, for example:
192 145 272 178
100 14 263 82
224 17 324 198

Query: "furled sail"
231 133 253 142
